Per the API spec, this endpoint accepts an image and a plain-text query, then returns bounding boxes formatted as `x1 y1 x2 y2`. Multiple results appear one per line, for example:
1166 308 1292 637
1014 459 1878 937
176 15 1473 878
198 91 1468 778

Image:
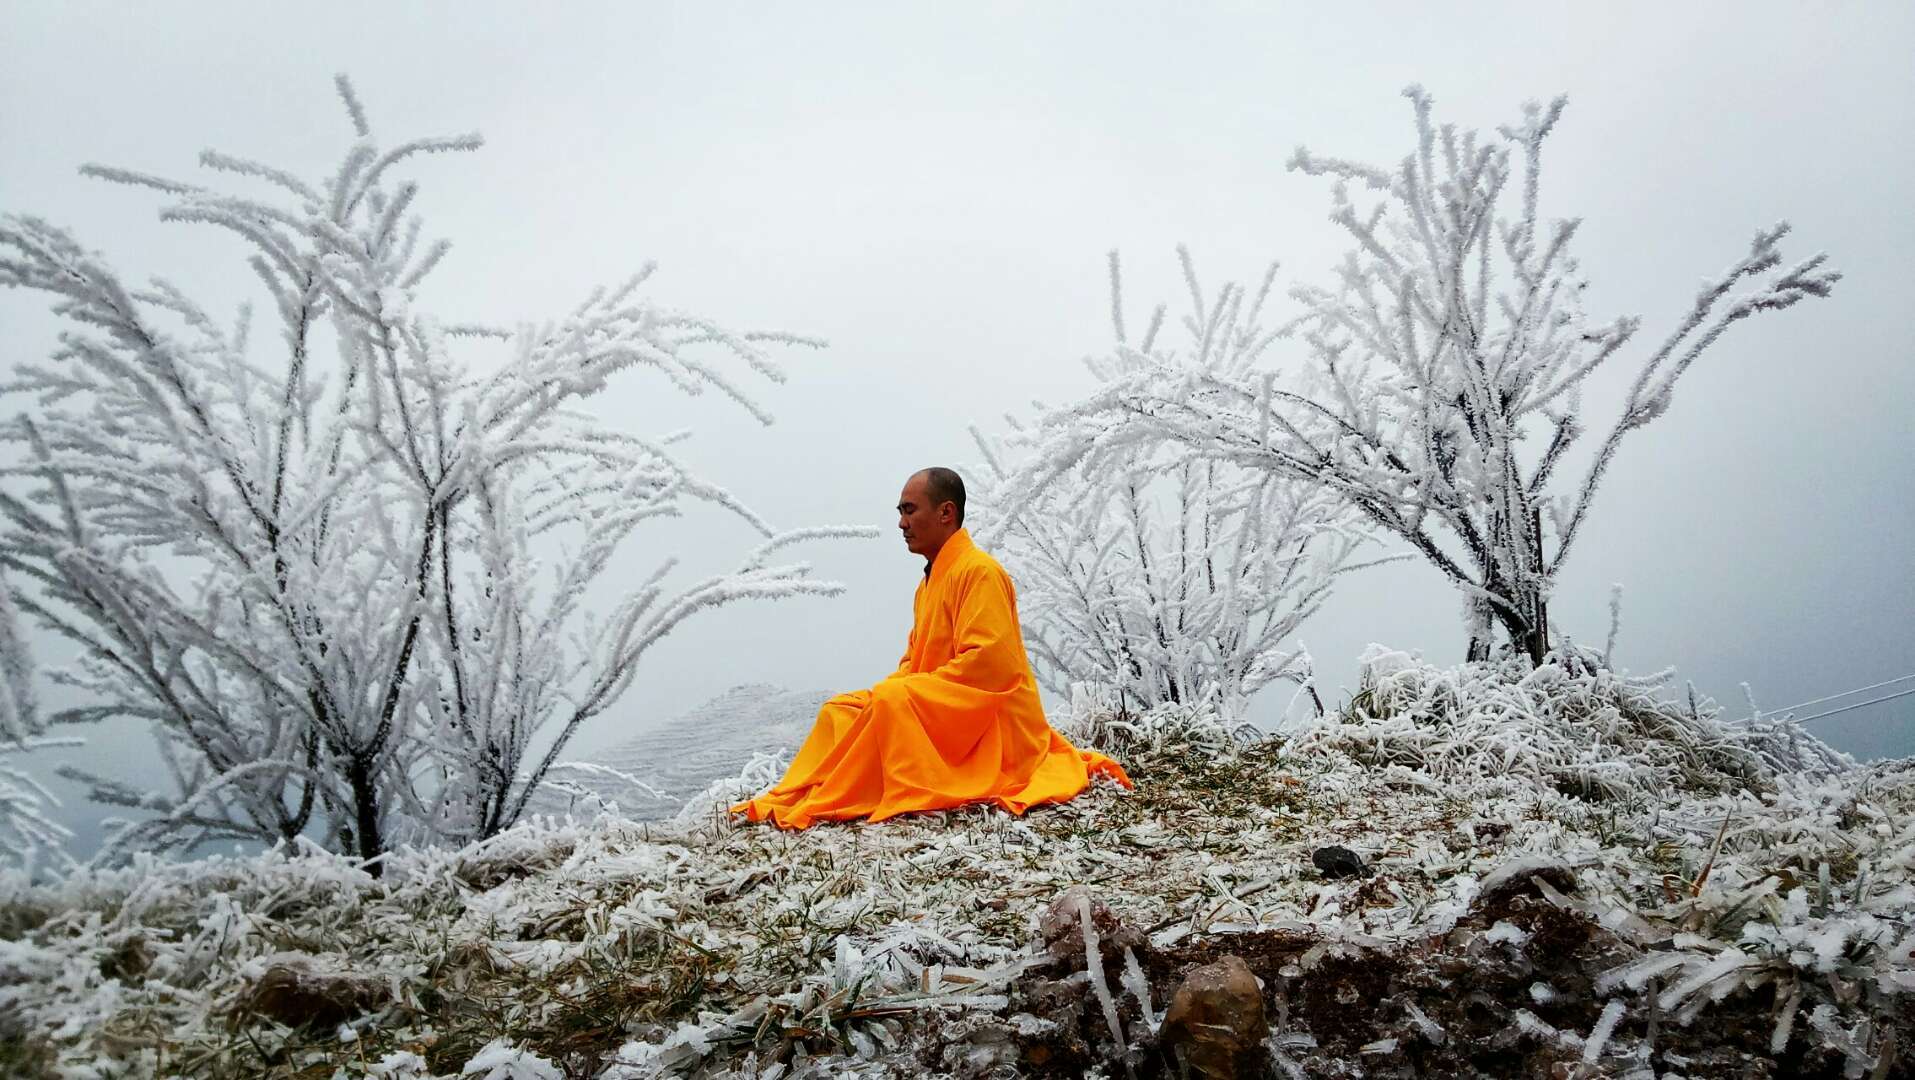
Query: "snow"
462 1041 564 1080
0 654 1906 1076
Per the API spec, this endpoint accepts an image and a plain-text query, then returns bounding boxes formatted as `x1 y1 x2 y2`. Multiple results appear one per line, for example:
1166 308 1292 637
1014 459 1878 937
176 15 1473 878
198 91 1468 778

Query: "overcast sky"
4 3 1911 852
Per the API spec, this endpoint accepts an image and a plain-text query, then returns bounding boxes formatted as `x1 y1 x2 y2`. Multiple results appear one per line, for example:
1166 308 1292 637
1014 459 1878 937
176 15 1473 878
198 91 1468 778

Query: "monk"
732 467 1131 829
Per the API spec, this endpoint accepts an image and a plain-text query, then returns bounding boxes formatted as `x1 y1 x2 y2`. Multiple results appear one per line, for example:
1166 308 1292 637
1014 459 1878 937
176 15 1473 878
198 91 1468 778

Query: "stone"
1159 955 1269 1079
240 963 386 1029
1037 885 1142 970
1312 844 1370 879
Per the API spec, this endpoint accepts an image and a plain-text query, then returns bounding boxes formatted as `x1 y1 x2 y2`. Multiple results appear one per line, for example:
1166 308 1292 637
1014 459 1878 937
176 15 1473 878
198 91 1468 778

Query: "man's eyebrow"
897 502 915 511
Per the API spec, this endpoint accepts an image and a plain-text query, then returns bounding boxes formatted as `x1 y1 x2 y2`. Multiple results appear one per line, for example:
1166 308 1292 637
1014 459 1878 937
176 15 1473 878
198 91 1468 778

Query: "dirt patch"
981 890 1911 1079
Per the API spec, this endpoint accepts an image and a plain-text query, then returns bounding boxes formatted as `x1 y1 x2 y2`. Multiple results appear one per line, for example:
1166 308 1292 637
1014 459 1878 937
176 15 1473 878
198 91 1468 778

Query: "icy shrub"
999 88 1840 664
1055 681 1252 759
973 249 1383 722
1288 646 1851 800
0 77 871 869
0 569 76 875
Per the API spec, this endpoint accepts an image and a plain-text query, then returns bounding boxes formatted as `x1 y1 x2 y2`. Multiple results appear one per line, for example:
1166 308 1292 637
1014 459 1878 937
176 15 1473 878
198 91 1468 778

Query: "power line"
1761 672 1915 718
1729 671 1915 726
1791 685 1915 726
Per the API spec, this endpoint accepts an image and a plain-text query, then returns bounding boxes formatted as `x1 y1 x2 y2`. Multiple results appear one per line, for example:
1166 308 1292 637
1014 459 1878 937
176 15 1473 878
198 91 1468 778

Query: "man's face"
896 473 956 557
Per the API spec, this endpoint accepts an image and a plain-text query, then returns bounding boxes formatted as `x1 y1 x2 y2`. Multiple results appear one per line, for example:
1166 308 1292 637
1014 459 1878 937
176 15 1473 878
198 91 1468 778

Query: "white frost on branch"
975 250 1390 720
998 87 1838 665
1288 645 1852 800
0 76 873 871
0 568 78 873
0 572 36 741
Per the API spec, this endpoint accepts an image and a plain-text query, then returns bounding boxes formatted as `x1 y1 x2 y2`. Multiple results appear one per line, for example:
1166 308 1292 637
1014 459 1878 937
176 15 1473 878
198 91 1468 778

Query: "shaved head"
897 467 967 562
915 467 966 526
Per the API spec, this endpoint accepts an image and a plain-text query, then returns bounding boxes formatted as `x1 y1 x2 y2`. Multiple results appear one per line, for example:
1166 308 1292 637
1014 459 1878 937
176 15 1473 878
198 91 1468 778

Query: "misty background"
3 3 1911 858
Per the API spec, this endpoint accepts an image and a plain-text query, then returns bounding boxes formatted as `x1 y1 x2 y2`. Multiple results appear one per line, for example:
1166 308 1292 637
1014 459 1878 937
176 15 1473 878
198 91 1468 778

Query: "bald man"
732 467 1131 828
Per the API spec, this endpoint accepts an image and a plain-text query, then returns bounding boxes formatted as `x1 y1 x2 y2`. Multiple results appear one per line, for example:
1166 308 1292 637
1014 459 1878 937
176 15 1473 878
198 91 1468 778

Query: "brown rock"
1038 885 1143 970
240 963 385 1029
1159 955 1269 1079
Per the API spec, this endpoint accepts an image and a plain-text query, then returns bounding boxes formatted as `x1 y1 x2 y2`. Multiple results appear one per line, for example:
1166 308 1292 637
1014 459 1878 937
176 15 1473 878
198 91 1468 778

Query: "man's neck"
920 529 963 574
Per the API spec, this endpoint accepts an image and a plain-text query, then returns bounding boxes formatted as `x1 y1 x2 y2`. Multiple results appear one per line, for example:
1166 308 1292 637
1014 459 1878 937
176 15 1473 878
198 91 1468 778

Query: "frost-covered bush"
0 571 35 745
0 748 72 881
975 251 1384 720
1272 652 1904 1073
1287 645 1851 801
0 573 77 874
1051 680 1249 759
0 77 870 870
1001 87 1839 664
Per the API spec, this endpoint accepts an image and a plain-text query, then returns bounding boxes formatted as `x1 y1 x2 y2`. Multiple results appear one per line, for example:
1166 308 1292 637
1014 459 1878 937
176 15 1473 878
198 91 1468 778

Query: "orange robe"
732 528 1131 829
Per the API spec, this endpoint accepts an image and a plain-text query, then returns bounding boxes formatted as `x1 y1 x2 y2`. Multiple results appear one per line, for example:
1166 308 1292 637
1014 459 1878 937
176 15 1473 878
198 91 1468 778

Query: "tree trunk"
1466 634 1493 664
1521 596 1548 667
1523 507 1549 666
347 760 384 878
1489 599 1547 669
1464 595 1495 663
1473 511 1551 666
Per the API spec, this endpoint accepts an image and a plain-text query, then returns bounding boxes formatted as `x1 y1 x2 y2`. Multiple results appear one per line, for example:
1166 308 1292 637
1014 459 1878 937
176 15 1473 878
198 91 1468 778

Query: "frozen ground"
1 651 1909 1078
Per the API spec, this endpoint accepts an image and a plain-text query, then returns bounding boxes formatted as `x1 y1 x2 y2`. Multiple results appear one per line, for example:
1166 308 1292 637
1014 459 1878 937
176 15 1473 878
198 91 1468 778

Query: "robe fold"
732 528 1131 829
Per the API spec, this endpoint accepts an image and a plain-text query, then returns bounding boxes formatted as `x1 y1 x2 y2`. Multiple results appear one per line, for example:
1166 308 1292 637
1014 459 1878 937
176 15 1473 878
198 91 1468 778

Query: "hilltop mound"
1 654 1908 1078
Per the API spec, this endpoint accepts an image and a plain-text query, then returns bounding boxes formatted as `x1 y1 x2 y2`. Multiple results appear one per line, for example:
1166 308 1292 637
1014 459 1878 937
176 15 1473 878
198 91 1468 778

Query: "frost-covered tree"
0 568 78 873
0 77 869 870
975 251 1384 720
1000 88 1839 665
0 570 38 748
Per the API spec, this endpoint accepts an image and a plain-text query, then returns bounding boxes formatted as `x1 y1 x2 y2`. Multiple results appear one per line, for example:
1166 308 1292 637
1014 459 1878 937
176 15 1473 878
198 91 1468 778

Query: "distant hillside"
528 684 829 821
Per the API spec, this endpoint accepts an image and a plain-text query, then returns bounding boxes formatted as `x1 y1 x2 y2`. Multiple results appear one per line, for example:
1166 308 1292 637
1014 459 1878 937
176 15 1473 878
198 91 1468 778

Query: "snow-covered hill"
1 652 1908 1078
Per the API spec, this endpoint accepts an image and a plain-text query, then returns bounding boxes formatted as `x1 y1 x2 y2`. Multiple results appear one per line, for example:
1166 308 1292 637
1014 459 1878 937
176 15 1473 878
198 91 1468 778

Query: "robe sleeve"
905 563 1025 693
880 581 921 681
882 638 913 681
